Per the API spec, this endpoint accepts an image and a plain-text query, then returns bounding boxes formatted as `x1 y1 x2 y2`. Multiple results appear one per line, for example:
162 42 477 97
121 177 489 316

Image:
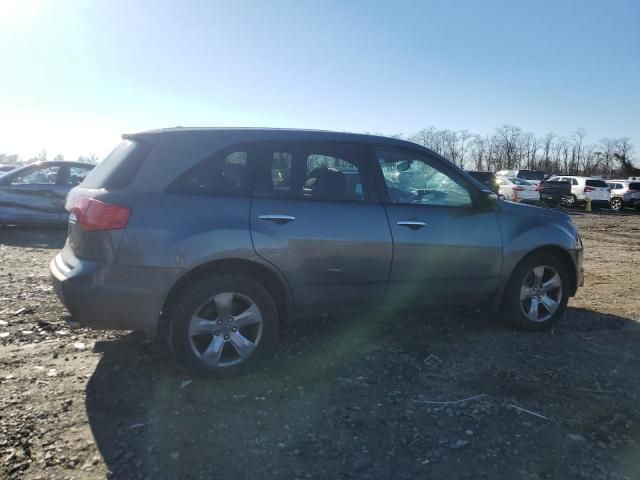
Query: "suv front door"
374 146 502 306
250 141 393 314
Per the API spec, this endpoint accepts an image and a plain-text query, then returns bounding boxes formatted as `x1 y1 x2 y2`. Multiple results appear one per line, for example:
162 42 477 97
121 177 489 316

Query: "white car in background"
496 177 540 203
547 175 610 208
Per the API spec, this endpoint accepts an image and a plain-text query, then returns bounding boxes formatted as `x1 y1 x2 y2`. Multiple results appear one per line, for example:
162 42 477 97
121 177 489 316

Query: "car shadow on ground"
86 308 640 479
0 226 67 249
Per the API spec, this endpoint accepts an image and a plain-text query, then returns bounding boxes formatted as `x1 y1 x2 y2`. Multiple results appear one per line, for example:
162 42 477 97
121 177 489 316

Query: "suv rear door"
373 146 502 305
250 141 393 314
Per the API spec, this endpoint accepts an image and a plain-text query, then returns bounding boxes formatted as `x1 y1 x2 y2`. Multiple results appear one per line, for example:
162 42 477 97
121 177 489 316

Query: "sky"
0 0 638 161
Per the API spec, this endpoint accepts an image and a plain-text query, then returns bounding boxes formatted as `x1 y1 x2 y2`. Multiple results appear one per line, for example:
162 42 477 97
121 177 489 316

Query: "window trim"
367 144 481 209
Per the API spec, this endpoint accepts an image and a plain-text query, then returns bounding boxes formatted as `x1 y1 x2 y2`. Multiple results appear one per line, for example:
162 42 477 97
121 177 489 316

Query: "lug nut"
227 317 233 323
214 330 220 336
231 327 237 332
216 319 222 325
224 334 230 340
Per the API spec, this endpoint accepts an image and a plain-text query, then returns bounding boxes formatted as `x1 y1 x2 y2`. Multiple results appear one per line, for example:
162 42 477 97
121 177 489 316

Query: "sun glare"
0 0 41 22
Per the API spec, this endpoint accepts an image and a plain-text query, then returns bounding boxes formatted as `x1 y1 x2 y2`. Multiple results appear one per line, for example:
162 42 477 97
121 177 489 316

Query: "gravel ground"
1 211 639 480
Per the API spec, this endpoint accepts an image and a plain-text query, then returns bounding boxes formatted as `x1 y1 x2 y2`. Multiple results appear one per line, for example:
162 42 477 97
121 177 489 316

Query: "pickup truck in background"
539 179 572 207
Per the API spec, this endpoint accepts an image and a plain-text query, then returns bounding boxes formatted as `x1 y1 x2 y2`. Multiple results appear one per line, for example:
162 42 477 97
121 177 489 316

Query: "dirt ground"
1 210 639 480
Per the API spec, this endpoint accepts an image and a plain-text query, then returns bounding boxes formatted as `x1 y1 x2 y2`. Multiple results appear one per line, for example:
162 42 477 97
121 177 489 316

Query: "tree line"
406 125 637 178
1 125 638 178
0 150 99 165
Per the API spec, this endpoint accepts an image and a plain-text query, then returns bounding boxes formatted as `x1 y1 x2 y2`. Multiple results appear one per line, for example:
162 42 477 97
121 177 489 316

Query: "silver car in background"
495 176 539 203
607 180 640 211
50 128 584 377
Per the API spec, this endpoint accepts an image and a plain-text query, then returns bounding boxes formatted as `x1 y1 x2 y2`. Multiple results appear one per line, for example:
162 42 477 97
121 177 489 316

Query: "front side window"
376 147 472 207
10 166 60 185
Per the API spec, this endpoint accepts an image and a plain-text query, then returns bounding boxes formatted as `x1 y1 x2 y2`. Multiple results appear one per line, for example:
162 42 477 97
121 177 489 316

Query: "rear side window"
586 179 608 188
167 149 250 196
253 142 369 202
81 140 151 189
628 183 640 191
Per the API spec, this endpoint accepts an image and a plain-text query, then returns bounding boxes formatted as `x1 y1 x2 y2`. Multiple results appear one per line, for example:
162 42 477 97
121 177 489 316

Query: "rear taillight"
584 186 596 193
67 196 130 231
512 186 525 191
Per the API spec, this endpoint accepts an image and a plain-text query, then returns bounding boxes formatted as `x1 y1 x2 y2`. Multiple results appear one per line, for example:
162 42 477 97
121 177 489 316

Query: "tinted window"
518 170 545 181
168 149 249 196
253 142 368 202
377 148 472 207
628 183 640 191
10 166 60 185
81 140 151 189
586 179 608 188
510 177 531 186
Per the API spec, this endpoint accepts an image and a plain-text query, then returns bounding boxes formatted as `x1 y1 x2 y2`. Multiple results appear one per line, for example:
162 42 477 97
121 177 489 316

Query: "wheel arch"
493 244 578 314
158 258 294 338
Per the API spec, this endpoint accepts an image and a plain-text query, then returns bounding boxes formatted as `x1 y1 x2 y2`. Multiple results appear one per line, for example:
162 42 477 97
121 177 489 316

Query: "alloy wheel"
188 292 263 367
519 265 563 323
610 198 622 211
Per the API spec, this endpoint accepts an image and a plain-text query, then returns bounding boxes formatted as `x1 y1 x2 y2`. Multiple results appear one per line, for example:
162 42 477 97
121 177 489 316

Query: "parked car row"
466 169 640 212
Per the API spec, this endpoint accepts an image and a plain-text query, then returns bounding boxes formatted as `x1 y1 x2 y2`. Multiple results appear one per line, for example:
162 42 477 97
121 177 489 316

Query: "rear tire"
610 197 623 211
565 194 577 208
168 275 278 378
501 253 570 331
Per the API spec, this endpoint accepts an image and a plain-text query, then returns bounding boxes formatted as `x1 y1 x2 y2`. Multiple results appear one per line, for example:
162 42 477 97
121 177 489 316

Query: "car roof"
7 161 94 173
125 127 425 151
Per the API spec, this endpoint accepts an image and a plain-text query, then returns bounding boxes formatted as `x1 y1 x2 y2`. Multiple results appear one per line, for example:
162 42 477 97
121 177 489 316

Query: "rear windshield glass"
510 177 531 186
586 179 608 187
80 140 151 189
517 171 544 181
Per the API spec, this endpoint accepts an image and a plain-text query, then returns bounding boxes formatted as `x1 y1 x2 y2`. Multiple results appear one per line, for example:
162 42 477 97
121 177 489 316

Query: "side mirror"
476 190 498 209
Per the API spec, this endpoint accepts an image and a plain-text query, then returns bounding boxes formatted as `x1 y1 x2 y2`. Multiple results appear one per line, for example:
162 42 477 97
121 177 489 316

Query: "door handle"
397 220 426 229
258 214 296 224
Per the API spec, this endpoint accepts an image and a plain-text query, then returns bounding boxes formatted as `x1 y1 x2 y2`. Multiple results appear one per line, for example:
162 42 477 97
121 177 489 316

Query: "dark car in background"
0 161 94 226
50 128 583 377
465 170 499 193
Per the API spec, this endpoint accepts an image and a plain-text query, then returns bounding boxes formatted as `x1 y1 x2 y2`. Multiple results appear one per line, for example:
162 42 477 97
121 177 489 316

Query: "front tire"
501 253 570 331
169 275 278 377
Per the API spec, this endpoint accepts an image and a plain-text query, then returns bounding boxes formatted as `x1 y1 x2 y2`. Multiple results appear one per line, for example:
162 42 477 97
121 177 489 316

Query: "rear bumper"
50 253 183 336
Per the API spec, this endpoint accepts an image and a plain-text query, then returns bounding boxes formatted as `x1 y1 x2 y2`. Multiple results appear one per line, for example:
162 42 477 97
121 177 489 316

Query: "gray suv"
50 128 584 376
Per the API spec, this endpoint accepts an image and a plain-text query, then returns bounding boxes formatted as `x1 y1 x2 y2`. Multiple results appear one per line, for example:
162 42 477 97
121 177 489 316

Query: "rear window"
510 177 531 186
517 170 545 181
586 179 608 188
81 140 152 189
